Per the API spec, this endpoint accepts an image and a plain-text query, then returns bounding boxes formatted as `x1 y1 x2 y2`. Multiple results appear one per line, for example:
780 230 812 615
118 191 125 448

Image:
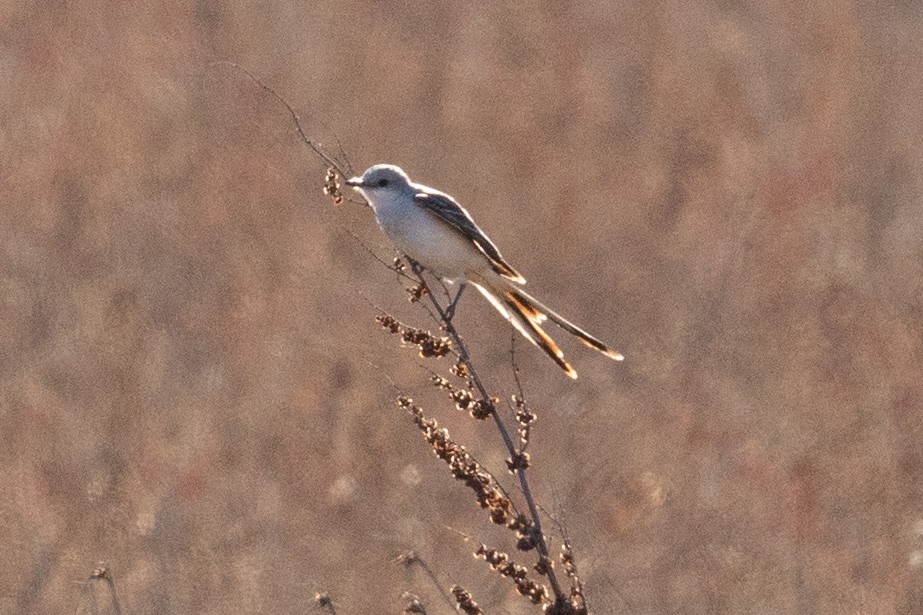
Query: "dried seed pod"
407 282 429 303
322 167 344 205
376 314 401 334
506 451 531 472
376 314 452 358
450 586 484 615
313 592 333 608
401 592 427 615
397 398 519 529
450 361 469 379
475 544 549 606
468 397 496 420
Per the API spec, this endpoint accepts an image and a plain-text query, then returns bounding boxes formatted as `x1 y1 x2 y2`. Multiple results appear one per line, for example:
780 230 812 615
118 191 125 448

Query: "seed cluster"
322 167 343 205
397 397 528 532
430 375 496 420
406 281 429 303
560 540 588 614
312 592 333 610
513 394 537 449
475 544 549 606
450 361 468 379
450 586 484 615
376 315 452 358
400 592 427 615
507 450 532 472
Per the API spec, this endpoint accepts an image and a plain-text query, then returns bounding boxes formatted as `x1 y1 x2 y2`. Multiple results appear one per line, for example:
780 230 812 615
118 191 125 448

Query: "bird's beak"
345 177 364 187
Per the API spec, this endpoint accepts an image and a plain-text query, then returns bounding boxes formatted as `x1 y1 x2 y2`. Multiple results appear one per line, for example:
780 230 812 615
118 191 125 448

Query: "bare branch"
207 60 355 177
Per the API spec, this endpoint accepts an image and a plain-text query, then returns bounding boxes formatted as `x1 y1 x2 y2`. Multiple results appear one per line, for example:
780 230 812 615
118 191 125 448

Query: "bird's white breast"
370 191 484 280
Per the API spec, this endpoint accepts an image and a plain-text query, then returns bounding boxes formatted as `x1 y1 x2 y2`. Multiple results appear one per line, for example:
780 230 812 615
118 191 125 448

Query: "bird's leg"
444 282 466 322
406 258 429 291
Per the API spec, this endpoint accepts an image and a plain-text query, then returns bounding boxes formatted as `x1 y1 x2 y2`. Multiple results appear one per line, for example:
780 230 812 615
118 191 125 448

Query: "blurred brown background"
2 1 922 613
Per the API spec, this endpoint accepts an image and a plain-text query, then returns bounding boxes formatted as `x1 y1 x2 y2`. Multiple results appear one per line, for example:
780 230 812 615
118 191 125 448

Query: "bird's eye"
377 178 389 187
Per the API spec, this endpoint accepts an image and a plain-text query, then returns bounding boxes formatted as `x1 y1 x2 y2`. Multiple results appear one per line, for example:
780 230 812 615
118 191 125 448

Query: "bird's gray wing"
413 190 525 283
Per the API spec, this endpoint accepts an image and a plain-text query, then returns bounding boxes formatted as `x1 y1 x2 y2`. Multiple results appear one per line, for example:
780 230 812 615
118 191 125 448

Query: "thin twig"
208 60 364 208
339 228 418 284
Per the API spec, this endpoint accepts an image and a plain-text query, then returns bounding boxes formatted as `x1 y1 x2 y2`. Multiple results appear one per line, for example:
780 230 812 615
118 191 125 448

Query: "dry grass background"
1 1 922 613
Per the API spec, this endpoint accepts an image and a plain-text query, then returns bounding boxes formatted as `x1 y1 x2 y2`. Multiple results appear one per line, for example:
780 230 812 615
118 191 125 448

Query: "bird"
345 164 623 378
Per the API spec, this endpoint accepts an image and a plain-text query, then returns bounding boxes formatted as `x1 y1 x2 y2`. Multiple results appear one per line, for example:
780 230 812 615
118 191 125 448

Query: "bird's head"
346 164 412 197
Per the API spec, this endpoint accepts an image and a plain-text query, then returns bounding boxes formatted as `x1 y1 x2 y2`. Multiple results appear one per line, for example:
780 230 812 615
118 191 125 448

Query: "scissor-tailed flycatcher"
346 164 623 378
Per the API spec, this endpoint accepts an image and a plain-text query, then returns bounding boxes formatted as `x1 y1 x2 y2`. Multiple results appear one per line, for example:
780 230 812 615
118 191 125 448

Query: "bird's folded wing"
413 191 525 283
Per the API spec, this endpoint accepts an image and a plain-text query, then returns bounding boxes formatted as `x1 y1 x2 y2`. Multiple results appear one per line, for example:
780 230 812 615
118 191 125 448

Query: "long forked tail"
469 273 624 379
